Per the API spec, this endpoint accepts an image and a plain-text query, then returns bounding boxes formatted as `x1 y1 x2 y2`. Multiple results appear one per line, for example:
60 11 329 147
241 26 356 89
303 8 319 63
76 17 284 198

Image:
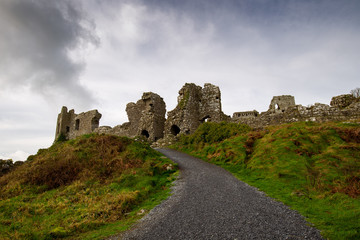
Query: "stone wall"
55 106 101 140
55 84 360 142
232 94 360 128
164 83 228 137
93 92 166 142
330 94 356 109
268 95 296 113
232 110 259 120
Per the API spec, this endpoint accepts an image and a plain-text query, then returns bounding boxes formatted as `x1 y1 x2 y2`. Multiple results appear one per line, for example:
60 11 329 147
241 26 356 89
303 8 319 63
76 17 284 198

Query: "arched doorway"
201 115 210 123
141 130 149 138
170 125 180 136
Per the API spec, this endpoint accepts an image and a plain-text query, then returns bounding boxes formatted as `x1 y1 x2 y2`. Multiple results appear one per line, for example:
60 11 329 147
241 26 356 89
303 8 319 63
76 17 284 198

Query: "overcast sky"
1 0 359 161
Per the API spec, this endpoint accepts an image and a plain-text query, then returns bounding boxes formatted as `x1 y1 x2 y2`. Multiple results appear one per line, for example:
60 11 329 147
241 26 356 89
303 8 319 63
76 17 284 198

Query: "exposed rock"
151 135 178 148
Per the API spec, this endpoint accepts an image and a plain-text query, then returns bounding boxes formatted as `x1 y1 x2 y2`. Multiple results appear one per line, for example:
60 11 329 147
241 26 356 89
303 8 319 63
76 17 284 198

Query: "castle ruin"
164 83 228 137
232 94 360 128
55 83 360 142
55 106 101 141
94 92 166 142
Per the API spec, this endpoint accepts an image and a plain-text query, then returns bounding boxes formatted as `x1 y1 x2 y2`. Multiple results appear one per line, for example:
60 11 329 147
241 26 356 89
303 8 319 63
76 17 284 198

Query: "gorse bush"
0 134 177 239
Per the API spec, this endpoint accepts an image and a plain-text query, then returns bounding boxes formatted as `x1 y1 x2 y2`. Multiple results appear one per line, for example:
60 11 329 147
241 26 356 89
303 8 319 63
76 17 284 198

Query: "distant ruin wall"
232 94 360 128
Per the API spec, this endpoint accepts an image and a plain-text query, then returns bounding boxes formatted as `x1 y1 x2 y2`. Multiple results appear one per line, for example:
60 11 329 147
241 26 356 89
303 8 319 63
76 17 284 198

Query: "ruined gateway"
55 83 360 142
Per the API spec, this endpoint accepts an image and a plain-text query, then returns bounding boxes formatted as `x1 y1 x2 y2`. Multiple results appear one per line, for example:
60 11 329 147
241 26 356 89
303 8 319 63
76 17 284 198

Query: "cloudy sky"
1 0 359 161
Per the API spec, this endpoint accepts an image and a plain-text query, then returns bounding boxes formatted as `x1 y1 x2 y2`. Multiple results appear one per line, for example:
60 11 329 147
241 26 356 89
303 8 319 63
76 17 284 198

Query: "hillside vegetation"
172 121 360 239
0 134 177 240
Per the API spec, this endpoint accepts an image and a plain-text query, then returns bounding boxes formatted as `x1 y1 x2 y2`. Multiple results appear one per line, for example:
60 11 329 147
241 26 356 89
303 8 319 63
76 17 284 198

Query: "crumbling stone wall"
137 92 166 141
165 83 228 137
55 84 360 143
232 94 360 128
94 92 166 142
268 95 296 113
55 106 102 140
330 94 356 109
232 110 259 120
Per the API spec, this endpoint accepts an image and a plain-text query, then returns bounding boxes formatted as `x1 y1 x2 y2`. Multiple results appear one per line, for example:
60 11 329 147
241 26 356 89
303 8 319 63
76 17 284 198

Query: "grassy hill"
172 121 360 239
0 134 177 240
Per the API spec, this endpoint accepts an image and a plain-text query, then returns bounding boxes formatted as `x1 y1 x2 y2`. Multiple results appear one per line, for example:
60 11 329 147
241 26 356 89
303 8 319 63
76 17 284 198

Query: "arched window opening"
66 126 70 133
141 130 149 138
201 116 210 123
91 118 99 131
170 125 180 136
75 119 80 130
275 103 280 110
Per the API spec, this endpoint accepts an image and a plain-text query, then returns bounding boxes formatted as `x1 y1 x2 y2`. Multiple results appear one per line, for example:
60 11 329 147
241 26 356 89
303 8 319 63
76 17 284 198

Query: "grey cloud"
0 0 99 107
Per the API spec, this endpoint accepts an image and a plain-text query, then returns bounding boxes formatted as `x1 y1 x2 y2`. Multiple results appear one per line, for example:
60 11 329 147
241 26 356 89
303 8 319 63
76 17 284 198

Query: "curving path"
113 148 322 240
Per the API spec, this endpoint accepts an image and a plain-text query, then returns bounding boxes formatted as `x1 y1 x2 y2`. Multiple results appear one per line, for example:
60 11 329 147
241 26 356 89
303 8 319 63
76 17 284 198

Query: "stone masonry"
233 94 360 128
55 84 360 142
268 95 296 113
164 83 228 137
93 92 166 142
55 106 102 140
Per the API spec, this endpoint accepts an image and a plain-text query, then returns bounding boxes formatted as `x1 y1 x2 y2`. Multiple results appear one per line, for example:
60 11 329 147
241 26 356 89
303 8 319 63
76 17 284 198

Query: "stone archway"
141 130 150 138
170 125 181 136
201 115 211 123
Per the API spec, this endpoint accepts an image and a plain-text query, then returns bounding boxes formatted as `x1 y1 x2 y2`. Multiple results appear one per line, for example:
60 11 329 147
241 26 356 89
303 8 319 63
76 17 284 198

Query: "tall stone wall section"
93 92 166 142
164 83 228 137
268 95 296 112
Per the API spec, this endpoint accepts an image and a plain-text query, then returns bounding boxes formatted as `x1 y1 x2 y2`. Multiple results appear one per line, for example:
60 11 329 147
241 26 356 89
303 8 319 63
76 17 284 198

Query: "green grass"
0 134 178 240
172 121 360 239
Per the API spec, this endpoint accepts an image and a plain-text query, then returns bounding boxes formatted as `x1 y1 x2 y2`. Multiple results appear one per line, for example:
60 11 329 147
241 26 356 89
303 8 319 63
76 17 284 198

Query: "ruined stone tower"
268 95 296 113
165 83 227 137
55 106 102 140
126 92 166 141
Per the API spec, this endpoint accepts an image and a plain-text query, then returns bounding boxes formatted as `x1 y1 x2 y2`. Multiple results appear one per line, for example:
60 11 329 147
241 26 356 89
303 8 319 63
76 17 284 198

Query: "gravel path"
111 148 323 240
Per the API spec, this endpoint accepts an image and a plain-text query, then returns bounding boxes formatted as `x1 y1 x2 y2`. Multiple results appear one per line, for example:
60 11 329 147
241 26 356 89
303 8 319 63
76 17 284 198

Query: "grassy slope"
0 134 177 240
172 121 360 239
